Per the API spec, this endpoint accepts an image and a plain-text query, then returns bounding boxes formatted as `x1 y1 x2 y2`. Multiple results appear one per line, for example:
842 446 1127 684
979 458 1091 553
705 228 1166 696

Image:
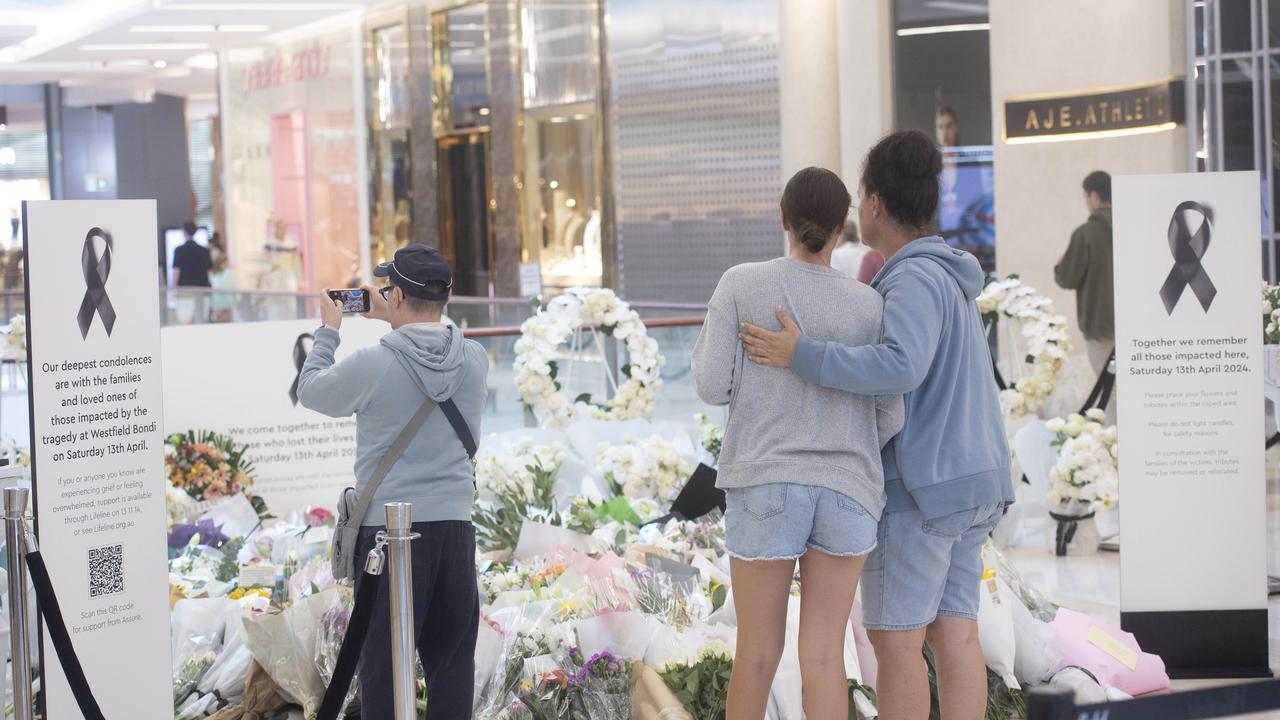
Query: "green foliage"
659 652 733 720
215 538 245 583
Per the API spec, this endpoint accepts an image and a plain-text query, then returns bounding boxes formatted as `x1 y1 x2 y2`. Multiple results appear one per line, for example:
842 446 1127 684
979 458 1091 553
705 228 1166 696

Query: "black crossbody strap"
439 398 477 459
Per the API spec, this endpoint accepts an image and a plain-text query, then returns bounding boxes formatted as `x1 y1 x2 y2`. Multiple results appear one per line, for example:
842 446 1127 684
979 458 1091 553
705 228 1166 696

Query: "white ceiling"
0 0 382 111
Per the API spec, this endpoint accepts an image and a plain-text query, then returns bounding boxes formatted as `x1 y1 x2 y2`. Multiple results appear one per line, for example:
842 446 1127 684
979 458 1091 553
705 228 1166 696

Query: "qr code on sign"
87 544 124 598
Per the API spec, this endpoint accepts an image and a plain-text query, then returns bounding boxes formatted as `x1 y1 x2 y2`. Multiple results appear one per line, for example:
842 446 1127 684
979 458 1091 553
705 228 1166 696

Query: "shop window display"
223 33 360 294
520 0 604 290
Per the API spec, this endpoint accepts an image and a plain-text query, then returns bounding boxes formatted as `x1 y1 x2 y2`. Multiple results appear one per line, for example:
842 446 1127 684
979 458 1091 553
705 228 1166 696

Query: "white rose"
1045 418 1066 432
1085 408 1106 422
1064 422 1083 438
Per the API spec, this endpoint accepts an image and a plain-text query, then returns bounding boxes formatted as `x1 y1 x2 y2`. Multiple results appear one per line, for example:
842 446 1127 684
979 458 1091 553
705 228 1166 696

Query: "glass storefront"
433 2 495 297
893 0 996 273
520 0 604 290
223 31 362 304
1192 0 1280 280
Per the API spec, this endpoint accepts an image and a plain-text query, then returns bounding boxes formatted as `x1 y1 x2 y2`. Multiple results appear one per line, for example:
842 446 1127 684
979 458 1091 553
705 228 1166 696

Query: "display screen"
328 288 369 314
938 145 995 274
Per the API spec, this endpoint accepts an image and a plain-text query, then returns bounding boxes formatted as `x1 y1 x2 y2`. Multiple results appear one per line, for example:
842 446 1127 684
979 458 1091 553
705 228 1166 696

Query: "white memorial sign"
1113 172 1269 677
23 200 172 718
161 318 387 514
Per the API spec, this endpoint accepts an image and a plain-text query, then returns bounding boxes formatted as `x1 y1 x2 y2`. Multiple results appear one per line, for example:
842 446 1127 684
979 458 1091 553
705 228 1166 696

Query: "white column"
835 0 894 181
779 0 842 179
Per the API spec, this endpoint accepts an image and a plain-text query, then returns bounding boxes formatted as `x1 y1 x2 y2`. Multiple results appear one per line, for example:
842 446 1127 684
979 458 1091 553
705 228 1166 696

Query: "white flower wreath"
976 275 1071 422
513 288 664 427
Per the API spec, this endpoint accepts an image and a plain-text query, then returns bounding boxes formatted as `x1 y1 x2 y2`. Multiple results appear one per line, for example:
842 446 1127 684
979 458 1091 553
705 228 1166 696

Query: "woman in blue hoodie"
740 130 1013 720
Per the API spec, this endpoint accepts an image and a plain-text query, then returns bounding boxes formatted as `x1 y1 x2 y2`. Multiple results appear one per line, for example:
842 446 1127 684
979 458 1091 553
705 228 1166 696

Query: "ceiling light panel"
80 43 210 51
130 25 217 33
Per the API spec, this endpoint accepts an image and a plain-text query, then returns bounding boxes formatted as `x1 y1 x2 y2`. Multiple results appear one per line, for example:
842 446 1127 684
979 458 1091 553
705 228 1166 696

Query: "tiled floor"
1002 442 1280 717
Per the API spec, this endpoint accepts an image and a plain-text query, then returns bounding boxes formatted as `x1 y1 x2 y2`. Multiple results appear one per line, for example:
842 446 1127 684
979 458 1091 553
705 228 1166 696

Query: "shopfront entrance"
436 132 493 298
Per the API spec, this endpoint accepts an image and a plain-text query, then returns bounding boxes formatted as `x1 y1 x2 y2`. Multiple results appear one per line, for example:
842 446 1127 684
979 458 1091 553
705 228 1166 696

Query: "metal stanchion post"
4 486 33 720
384 502 420 720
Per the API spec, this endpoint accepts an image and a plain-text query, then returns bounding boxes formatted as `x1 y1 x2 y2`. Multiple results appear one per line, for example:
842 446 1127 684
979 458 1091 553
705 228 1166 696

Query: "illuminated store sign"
1003 79 1184 144
239 43 331 96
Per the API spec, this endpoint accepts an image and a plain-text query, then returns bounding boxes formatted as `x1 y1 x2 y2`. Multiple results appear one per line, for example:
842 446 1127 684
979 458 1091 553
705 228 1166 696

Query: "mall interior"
0 0 1278 718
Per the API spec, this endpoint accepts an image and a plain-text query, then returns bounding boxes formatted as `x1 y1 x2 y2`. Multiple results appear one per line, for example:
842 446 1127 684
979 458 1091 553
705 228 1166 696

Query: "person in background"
857 245 886 284
208 234 235 323
298 244 488 719
694 167 903 720
830 218 871 280
935 105 960 148
172 220 212 324
172 220 212 288
739 130 1013 720
1055 170 1115 375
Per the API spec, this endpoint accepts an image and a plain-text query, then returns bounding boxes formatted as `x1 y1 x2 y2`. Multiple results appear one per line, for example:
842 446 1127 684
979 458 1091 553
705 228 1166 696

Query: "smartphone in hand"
327 288 371 314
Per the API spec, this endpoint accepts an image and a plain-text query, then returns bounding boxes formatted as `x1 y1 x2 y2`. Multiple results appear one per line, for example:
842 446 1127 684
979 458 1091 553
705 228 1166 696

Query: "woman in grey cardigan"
692 167 903 720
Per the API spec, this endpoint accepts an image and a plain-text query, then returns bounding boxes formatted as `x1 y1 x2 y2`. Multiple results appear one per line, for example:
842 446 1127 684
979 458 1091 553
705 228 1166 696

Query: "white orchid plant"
1045 409 1118 513
977 276 1071 422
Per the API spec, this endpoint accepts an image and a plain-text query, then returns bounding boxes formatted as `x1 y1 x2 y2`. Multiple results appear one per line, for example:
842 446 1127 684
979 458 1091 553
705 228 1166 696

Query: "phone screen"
328 289 370 314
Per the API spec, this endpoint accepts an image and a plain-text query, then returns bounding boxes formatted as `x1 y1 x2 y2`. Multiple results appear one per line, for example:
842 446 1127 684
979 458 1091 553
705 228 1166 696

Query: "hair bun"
896 131 942 179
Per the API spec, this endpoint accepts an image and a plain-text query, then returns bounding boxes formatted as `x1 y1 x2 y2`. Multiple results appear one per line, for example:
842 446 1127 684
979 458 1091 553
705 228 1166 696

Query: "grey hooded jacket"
298 322 489 525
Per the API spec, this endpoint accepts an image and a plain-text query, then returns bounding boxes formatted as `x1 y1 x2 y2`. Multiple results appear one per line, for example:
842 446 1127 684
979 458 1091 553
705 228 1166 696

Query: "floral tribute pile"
162 292 1165 720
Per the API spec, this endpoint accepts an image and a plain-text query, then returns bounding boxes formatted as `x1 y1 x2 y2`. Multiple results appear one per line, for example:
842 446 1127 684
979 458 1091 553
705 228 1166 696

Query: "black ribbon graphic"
1160 201 1217 314
289 332 314 406
76 227 116 339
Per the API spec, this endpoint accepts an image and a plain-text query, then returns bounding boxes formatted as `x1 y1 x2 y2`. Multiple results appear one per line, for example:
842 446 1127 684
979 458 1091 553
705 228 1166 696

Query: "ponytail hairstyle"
780 167 852 254
860 129 943 230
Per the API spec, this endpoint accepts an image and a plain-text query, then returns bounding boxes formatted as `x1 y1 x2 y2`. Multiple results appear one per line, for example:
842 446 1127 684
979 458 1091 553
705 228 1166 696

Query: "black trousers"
354 521 480 719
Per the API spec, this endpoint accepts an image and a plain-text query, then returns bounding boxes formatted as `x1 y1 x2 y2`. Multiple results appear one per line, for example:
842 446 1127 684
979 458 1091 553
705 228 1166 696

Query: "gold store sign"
1003 79 1184 144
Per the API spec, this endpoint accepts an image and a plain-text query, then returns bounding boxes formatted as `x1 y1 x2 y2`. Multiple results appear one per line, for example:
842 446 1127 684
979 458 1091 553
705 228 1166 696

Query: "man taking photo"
297 244 488 719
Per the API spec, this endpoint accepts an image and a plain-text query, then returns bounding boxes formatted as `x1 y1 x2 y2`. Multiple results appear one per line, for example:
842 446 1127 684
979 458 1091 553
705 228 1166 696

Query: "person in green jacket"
1055 170 1115 375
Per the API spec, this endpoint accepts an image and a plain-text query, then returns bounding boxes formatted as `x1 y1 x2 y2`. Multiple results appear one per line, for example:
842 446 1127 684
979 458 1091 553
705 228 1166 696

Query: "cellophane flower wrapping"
313 585 356 716
567 651 633 719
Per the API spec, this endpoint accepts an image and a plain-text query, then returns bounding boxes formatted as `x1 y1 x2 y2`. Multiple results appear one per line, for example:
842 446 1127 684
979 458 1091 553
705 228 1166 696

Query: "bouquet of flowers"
477 439 570 500
659 641 733 720
1045 410 1118 512
567 651 633 719
165 430 269 517
1263 281 1280 344
474 441 569 553
594 435 691 501
694 413 723 465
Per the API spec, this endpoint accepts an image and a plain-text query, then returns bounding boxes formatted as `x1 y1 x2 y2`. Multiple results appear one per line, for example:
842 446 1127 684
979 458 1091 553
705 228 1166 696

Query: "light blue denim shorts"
724 483 878 561
861 502 1004 631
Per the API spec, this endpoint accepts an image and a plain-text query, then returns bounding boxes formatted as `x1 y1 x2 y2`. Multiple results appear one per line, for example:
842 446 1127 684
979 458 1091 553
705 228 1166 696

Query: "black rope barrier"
1027 678 1280 720
316 568 385 720
25 550 107 720
24 543 385 720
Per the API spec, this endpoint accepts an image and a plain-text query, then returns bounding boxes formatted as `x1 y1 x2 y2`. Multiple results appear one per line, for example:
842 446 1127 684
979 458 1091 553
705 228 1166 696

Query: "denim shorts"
861 502 1004 631
724 483 878 561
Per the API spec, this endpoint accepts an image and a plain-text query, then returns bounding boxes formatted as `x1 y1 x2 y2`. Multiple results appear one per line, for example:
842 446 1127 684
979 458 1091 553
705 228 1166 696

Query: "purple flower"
168 518 228 549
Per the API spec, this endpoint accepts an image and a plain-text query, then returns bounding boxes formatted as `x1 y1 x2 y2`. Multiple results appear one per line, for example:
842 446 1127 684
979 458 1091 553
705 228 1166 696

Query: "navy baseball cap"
373 244 452 301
